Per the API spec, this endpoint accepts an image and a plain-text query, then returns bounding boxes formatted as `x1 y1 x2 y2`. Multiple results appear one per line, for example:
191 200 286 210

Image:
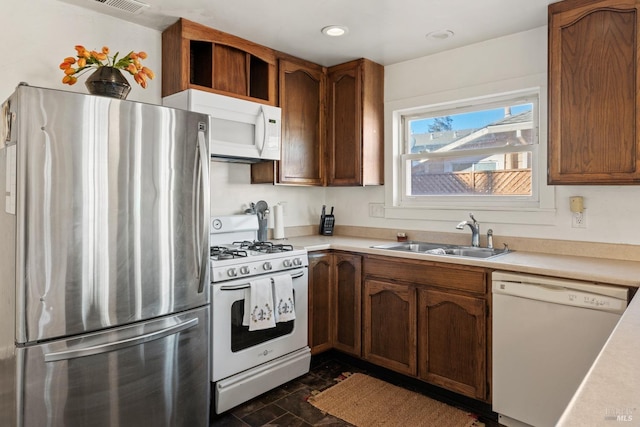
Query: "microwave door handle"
196 126 210 293
256 106 266 156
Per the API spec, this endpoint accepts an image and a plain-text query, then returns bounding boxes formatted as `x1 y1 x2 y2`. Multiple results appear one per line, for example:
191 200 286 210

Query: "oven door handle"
219 270 304 291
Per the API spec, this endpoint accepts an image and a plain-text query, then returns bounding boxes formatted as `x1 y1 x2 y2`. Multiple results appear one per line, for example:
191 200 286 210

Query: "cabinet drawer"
364 255 486 294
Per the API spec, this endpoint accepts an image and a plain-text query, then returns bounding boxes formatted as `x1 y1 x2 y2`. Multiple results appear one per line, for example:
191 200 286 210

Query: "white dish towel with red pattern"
273 274 296 323
243 278 276 331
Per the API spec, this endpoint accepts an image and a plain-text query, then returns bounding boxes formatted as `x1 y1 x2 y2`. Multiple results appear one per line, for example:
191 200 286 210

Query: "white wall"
209 162 326 226
4 2 639 245
327 26 640 246
0 0 161 104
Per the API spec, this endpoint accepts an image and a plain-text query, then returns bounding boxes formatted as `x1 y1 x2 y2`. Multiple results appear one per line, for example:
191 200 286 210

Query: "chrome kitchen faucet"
456 213 480 247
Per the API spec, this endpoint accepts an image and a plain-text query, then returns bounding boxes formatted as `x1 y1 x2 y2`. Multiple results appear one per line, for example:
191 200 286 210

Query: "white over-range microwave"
163 89 281 163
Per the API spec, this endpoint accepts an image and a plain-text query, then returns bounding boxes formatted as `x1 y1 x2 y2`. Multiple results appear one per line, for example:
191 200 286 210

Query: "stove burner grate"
234 240 294 253
210 246 248 260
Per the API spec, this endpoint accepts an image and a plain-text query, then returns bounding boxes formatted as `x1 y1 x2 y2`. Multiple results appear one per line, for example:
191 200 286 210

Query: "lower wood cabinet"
308 253 333 354
308 252 361 356
309 252 490 402
363 255 489 402
362 279 417 376
417 289 487 400
333 252 362 355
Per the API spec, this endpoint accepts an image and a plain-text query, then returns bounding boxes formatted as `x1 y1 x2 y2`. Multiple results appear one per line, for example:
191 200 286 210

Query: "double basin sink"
371 241 511 259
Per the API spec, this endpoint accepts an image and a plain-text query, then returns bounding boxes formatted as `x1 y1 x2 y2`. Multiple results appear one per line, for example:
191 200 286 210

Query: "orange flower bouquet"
59 45 155 88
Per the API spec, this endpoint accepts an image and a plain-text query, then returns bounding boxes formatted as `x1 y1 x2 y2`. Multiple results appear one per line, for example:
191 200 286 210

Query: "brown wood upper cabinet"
327 59 384 186
252 58 326 185
161 18 277 105
252 58 384 186
548 0 640 184
279 58 325 185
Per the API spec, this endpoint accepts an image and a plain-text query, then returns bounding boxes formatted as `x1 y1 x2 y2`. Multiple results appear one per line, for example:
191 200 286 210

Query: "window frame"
399 92 540 208
385 82 556 225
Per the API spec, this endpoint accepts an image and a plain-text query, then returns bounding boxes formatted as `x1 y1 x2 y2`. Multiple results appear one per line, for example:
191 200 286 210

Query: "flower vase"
85 66 131 99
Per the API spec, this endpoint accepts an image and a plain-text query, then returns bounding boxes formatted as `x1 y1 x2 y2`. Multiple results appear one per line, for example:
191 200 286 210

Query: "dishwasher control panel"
492 271 628 315
569 292 616 309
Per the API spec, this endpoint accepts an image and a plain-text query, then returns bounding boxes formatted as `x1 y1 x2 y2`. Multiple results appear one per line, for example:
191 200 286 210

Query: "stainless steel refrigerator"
0 84 211 426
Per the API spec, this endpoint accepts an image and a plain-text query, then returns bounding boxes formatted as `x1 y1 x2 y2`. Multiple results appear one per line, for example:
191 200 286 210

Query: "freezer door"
11 85 210 343
17 306 209 427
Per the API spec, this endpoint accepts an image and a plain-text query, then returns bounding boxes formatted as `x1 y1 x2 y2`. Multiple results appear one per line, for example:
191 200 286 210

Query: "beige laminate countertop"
285 234 640 425
286 235 640 287
557 293 640 426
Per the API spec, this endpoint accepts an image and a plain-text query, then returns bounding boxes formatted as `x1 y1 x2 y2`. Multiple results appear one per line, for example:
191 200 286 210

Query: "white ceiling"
60 0 558 67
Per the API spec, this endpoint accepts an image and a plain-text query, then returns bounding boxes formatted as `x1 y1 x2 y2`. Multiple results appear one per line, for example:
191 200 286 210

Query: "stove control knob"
227 268 238 278
263 262 272 271
293 258 302 266
239 266 250 275
283 259 292 268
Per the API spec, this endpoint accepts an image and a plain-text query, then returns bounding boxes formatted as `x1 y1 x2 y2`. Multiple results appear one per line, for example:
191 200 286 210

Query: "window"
397 91 540 209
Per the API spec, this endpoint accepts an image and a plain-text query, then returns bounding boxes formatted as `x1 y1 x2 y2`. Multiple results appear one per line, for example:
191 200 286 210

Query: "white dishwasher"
492 271 628 427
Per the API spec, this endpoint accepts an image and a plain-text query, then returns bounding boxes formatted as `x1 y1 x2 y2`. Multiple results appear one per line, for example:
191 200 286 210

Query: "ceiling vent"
93 0 149 14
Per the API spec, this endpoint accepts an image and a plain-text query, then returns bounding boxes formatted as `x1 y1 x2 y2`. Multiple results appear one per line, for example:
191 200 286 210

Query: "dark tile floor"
209 351 500 427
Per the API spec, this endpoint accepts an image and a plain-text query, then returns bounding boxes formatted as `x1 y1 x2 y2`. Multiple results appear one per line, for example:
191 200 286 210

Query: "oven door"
211 268 308 382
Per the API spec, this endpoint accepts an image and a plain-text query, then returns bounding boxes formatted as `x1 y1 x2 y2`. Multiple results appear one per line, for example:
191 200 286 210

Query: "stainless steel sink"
374 242 448 252
371 241 510 259
440 247 506 258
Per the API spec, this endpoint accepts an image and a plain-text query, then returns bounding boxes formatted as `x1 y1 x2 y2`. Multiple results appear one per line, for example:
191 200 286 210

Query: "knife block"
319 214 334 236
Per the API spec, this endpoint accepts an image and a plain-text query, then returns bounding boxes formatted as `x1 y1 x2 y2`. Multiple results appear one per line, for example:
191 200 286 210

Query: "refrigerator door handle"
43 317 199 362
196 124 210 293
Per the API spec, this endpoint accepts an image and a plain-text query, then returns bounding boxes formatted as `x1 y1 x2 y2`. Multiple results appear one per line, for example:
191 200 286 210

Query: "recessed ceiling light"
426 30 455 41
321 25 349 37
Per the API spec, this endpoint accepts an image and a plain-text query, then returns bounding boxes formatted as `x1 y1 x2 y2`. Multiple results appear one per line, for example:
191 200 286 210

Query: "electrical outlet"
572 211 587 228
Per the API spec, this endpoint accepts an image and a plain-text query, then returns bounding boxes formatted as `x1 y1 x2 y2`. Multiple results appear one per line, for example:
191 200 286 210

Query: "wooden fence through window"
411 169 531 195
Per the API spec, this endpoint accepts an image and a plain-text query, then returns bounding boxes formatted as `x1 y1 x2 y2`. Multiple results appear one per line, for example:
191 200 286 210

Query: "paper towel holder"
273 203 286 240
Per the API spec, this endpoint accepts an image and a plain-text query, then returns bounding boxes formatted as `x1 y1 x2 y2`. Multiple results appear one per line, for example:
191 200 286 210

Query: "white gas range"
208 214 310 414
